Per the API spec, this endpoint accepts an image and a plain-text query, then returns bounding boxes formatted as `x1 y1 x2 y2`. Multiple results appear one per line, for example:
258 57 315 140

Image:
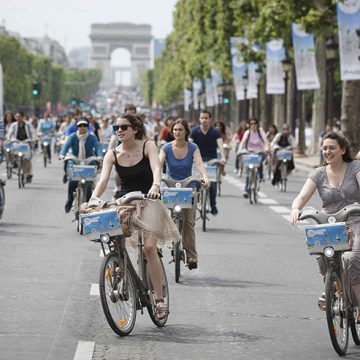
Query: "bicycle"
64 155 101 233
217 144 230 196
275 149 293 192
39 133 53 168
194 159 221 232
12 141 32 189
3 141 13 180
299 204 360 355
241 152 263 204
0 155 5 220
80 191 169 336
161 176 201 283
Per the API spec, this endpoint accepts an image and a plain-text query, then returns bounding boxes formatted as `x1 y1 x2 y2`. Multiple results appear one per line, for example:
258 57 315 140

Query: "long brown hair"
119 113 145 140
170 118 190 141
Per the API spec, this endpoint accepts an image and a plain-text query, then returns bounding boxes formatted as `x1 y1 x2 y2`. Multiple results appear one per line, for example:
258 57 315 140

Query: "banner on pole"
210 68 222 105
205 78 215 107
192 78 203 110
337 0 360 81
266 40 285 94
248 44 261 99
292 23 320 90
230 37 247 101
184 89 192 112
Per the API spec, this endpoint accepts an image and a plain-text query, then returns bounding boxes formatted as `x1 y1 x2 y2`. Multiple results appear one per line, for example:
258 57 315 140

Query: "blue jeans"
244 152 266 193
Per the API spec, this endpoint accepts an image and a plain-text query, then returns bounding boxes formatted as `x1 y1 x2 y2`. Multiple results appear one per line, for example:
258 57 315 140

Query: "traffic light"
71 97 78 106
223 97 230 104
32 82 41 97
79 100 85 107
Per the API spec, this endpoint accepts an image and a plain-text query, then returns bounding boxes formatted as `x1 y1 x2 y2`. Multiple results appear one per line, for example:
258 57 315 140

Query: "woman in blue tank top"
159 118 210 269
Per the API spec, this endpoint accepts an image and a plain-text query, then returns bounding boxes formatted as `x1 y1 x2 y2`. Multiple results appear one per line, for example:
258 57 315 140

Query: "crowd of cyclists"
2 102 360 351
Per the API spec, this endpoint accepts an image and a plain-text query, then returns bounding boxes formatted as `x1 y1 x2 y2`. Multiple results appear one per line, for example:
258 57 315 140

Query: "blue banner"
230 37 247 100
266 40 285 94
292 24 320 90
337 0 360 80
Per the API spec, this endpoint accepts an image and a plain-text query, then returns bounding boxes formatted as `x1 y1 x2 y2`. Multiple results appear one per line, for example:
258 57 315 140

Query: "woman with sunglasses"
90 113 180 321
159 118 210 270
238 118 269 198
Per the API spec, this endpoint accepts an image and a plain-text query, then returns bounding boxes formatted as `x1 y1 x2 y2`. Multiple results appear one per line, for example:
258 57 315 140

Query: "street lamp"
255 67 262 119
281 51 292 125
217 83 223 121
242 69 249 120
325 35 337 123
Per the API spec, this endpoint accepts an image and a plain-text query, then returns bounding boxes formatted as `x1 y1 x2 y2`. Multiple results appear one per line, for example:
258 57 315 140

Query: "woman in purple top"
159 118 210 269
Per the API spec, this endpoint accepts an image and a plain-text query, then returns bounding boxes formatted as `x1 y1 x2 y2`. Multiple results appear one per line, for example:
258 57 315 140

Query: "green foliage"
0 34 101 110
152 0 340 106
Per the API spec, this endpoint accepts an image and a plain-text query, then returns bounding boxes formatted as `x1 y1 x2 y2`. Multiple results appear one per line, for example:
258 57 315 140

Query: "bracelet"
291 207 299 211
152 183 160 188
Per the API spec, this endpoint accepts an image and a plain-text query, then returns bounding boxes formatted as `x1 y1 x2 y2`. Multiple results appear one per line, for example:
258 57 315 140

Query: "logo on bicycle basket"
83 216 100 225
307 229 326 237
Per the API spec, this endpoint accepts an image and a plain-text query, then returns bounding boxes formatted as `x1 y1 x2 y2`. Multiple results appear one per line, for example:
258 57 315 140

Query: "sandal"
155 299 169 321
187 259 198 270
318 292 325 311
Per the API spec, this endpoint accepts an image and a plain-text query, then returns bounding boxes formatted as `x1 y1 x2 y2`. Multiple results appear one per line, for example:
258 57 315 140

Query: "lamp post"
356 28 360 61
255 67 262 119
325 35 337 124
217 83 223 122
243 69 249 121
281 52 291 125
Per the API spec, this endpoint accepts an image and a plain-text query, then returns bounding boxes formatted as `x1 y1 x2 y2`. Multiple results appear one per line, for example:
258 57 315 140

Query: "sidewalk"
294 153 320 173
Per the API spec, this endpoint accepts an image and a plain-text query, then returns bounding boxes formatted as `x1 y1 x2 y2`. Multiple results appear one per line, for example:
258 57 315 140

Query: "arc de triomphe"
90 22 152 88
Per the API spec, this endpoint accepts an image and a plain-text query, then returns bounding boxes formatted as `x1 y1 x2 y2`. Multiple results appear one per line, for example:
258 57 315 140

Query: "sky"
1 0 178 53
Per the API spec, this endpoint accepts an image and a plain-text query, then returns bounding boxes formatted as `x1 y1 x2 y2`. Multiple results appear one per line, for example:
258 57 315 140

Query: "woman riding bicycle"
238 118 269 199
291 131 360 312
159 118 210 270
90 113 180 321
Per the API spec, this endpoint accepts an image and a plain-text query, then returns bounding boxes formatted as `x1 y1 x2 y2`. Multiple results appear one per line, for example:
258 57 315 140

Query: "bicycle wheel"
18 159 23 189
350 307 360 345
76 187 84 231
325 266 349 355
146 251 169 327
281 164 287 192
99 252 137 336
202 189 208 232
6 157 12 179
253 171 258 204
173 217 181 283
43 151 47 168
248 170 254 204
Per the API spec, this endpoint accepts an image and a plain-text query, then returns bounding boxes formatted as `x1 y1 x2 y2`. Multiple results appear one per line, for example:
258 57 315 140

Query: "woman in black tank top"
91 114 179 320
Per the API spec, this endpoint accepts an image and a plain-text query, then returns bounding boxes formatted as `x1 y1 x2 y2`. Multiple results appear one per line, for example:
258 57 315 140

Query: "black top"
278 135 290 148
190 126 221 161
17 125 28 141
113 141 153 196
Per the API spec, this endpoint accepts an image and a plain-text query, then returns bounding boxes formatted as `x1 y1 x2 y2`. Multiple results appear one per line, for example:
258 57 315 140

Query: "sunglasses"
113 124 133 132
77 124 88 128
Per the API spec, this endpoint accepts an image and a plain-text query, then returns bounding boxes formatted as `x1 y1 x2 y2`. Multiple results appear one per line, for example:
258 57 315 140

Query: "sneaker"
233 169 238 174
26 174 33 183
64 201 72 213
187 260 198 270
243 192 249 199
210 206 218 216
62 173 67 184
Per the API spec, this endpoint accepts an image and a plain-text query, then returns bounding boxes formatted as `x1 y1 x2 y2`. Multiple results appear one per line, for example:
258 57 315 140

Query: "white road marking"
258 198 279 205
90 283 100 296
257 191 267 198
282 214 292 222
73 341 95 360
269 206 291 214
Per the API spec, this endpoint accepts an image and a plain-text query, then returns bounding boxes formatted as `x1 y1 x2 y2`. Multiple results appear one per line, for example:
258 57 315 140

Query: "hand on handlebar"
202 177 211 188
220 157 227 165
290 208 300 224
147 185 160 199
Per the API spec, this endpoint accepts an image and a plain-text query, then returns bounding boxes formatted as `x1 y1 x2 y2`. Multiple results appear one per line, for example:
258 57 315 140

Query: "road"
0 152 359 360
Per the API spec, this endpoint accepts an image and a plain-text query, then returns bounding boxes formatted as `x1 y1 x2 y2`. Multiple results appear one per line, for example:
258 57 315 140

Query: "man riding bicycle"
6 111 36 183
59 118 102 213
190 110 226 215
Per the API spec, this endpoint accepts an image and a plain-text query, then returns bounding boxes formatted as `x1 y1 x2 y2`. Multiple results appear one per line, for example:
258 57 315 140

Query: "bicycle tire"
43 147 47 168
350 307 360 345
202 189 207 232
253 172 258 204
281 164 287 192
174 217 181 283
76 187 84 231
99 252 137 336
248 169 254 204
6 159 12 179
146 250 169 327
18 159 23 189
325 266 349 355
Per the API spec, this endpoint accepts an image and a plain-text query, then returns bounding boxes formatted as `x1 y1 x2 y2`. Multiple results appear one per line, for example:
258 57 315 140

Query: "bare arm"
145 141 162 198
159 148 166 170
216 137 226 163
290 178 317 223
193 148 210 187
91 150 115 198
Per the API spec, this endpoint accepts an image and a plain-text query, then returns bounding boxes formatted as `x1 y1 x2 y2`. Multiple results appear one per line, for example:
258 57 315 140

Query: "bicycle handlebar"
63 155 102 165
161 176 203 188
207 159 223 166
299 203 360 224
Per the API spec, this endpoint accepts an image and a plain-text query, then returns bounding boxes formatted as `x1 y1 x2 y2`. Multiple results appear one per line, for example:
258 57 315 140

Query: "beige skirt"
130 198 181 246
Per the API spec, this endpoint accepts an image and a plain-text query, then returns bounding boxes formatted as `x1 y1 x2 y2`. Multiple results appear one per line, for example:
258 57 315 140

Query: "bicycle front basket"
67 165 97 181
242 154 262 167
303 222 351 255
277 150 293 161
